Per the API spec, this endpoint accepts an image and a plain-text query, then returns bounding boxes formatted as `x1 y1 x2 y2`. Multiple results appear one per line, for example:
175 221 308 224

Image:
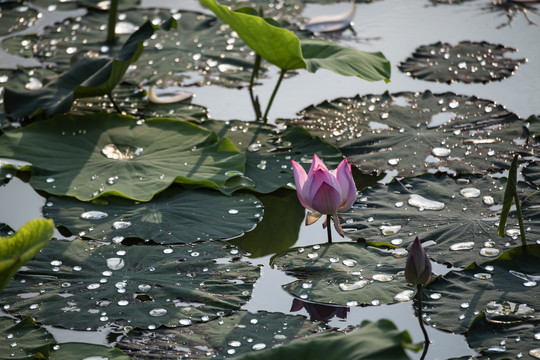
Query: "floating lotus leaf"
117 310 324 359
44 187 262 244
281 91 529 177
200 120 344 194
340 174 539 268
423 245 540 342
49 342 139 360
482 1 539 28
398 41 526 84
33 8 259 88
0 317 54 359
464 313 540 360
0 3 39 36
0 113 244 201
523 161 540 189
0 239 260 330
229 189 306 258
2 34 39 58
233 319 420 360
271 242 412 307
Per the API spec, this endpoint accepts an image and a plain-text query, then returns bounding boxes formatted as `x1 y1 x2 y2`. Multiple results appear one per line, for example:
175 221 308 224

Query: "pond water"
0 0 539 359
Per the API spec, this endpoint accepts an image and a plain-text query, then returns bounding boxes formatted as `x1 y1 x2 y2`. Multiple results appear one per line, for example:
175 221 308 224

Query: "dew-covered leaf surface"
0 218 54 292
200 120 344 194
482 0 539 29
0 113 244 201
228 189 305 258
271 242 412 307
464 313 540 360
2 34 39 58
398 41 526 84
527 115 540 138
423 245 540 344
32 8 260 88
0 3 39 36
49 342 132 360
29 0 140 11
117 310 324 359
232 319 419 360
0 317 54 359
523 161 540 189
280 91 529 177
0 239 260 330
44 187 262 244
340 174 539 268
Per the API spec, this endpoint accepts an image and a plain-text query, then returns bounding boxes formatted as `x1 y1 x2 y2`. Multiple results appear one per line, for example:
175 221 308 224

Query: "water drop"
372 274 393 282
252 343 266 351
450 242 474 251
460 188 481 198
248 143 262 152
339 280 368 291
117 300 129 306
432 147 451 157
80 211 108 220
408 194 445 211
380 225 401 235
342 259 357 267
430 293 442 300
388 158 399 166
87 283 101 290
480 248 500 257
225 170 244 177
395 202 404 208
106 257 125 270
229 340 241 347
228 209 239 214
394 290 414 302
46 177 55 183
138 284 151 292
448 100 459 109
148 308 167 317
50 260 62 266
474 273 492 280
112 221 131 230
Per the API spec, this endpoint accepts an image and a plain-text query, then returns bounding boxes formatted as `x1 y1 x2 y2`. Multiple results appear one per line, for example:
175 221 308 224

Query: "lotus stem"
416 284 430 360
106 0 119 43
326 216 332 244
249 54 262 121
262 69 286 124
106 92 122 114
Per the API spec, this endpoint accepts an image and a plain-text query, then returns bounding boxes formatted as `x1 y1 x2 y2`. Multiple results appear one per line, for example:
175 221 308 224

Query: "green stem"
326 216 332 244
262 69 286 124
514 192 527 247
249 54 262 121
107 92 122 114
106 0 119 43
416 285 430 360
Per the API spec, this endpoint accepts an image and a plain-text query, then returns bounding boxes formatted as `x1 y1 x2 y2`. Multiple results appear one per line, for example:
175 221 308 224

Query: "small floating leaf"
117 311 324 359
398 41 526 84
0 239 260 330
0 317 54 359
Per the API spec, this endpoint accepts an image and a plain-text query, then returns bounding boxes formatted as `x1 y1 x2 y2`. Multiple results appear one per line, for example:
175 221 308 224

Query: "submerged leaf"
0 113 245 201
0 218 54 292
0 239 260 330
272 242 412 306
45 187 262 244
233 319 418 360
118 310 324 359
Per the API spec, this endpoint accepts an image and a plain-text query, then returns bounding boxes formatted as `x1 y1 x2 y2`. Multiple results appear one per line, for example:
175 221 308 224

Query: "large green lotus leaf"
4 18 177 120
341 174 539 268
301 39 391 82
117 310 324 358
44 187 262 244
0 218 54 292
229 189 305 258
0 317 54 359
281 91 529 177
0 3 39 36
232 319 419 360
463 313 540 360
0 113 244 201
200 0 306 71
200 120 344 194
33 8 258 88
272 242 412 307
423 245 540 339
50 343 131 360
0 239 260 330
398 41 526 84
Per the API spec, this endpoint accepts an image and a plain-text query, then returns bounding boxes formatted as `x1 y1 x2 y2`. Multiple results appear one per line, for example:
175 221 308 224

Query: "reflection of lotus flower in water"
290 298 349 322
405 237 432 287
291 154 356 241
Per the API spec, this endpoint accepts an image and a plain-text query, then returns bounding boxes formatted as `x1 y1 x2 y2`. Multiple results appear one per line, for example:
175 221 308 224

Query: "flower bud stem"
416 284 430 360
326 216 332 244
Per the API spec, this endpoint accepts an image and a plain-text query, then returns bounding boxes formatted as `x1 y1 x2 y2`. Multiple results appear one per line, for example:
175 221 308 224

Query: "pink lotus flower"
405 237 432 287
291 154 356 240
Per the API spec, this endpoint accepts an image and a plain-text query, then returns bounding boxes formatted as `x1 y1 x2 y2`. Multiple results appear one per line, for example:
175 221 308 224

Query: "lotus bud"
405 237 432 286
